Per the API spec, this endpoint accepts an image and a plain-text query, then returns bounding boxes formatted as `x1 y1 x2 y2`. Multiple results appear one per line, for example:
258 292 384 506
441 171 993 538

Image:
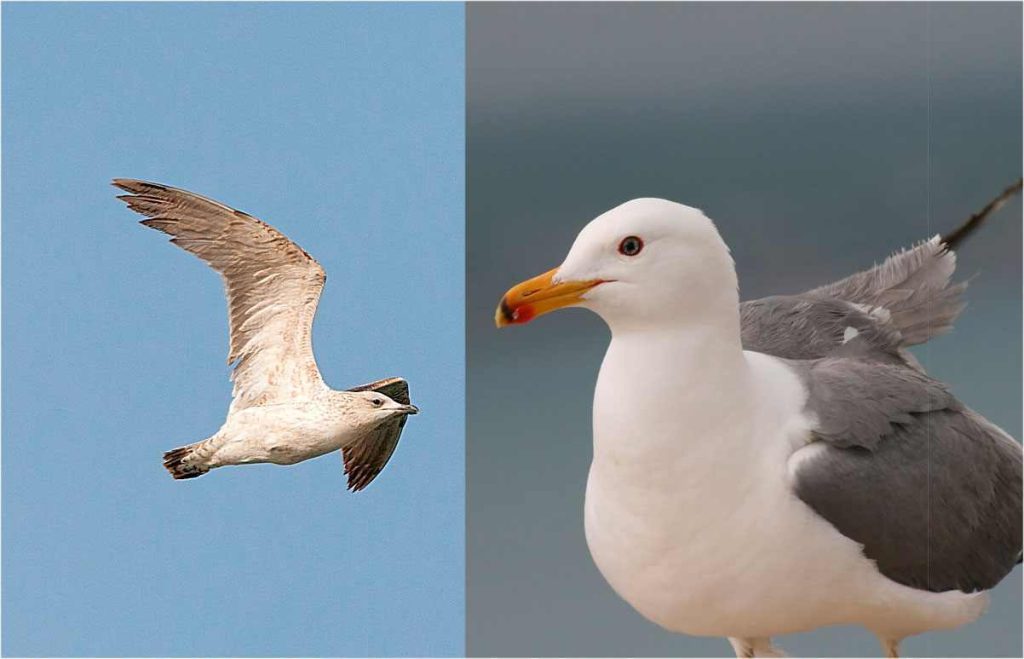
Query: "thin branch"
941 178 1022 250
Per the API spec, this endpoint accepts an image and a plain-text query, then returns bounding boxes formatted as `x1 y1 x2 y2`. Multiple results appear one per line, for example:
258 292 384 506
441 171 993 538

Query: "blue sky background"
2 3 464 656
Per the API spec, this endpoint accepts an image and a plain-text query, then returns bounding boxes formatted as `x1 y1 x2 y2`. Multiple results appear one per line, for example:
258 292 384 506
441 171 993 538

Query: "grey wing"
788 358 1023 592
342 378 412 492
740 295 905 362
743 179 1023 360
805 237 966 347
114 179 328 411
741 238 965 362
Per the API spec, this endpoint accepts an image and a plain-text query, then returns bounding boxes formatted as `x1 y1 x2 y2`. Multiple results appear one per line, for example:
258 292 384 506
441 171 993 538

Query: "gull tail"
163 441 213 480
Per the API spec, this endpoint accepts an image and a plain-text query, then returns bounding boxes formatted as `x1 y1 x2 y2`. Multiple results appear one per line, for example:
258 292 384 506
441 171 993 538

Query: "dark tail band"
163 445 208 480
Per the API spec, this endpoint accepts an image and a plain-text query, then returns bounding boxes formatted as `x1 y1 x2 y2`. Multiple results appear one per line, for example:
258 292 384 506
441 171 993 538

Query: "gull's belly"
219 402 357 465
583 449 868 638
266 425 350 464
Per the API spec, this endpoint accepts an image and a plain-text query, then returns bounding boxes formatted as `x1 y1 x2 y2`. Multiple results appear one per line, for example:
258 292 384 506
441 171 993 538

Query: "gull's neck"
594 294 753 464
603 317 750 419
605 282 746 376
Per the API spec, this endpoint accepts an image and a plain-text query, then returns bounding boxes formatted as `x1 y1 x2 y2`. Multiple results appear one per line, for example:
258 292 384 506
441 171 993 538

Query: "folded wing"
114 179 328 411
787 358 1022 593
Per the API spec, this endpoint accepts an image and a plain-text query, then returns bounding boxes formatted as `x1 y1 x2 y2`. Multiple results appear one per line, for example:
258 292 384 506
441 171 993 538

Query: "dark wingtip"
345 471 374 492
111 178 140 192
111 178 172 196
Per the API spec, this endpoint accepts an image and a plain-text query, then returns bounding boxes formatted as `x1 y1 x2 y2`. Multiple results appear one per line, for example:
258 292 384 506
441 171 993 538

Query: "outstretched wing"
787 358 1023 593
342 377 412 492
114 179 328 411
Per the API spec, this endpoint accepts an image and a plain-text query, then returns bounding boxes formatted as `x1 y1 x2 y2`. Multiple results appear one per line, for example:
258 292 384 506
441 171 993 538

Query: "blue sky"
2 3 464 656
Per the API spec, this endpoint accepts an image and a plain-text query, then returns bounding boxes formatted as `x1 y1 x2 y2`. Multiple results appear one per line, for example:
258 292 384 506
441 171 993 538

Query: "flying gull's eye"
618 236 644 257
372 398 384 407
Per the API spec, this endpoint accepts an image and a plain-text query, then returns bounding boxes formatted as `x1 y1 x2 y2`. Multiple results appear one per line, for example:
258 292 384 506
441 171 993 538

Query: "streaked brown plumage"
115 179 418 490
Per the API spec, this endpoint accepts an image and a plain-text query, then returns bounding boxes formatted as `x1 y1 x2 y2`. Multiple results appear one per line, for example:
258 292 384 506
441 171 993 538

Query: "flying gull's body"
496 184 1022 657
116 179 418 491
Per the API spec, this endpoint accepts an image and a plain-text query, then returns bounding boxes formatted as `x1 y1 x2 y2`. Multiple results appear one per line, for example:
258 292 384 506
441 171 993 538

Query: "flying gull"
115 179 418 491
496 181 1022 657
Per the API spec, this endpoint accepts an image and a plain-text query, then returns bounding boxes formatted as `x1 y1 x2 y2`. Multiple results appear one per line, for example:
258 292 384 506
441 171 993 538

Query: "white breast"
583 339 897 638
215 400 359 466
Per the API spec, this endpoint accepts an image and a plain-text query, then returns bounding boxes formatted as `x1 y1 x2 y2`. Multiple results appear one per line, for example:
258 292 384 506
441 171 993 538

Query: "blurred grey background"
466 3 1021 657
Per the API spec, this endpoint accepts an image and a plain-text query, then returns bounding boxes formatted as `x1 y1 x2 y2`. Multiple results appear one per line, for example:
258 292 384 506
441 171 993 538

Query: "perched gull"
496 182 1022 657
115 179 418 491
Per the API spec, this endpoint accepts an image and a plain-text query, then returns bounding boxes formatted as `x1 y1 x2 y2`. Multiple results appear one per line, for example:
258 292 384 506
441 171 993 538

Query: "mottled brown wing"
114 179 327 411
342 378 412 491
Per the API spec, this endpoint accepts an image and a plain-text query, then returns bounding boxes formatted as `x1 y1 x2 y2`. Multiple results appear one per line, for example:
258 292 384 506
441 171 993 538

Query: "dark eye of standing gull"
618 236 644 256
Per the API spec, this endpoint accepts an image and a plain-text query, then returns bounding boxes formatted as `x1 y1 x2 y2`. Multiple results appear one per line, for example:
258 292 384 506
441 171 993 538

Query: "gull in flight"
496 181 1022 657
115 179 418 491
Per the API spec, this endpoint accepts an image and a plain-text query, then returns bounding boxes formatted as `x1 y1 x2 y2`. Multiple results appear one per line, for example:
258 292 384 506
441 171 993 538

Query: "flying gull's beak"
399 404 419 415
495 267 604 327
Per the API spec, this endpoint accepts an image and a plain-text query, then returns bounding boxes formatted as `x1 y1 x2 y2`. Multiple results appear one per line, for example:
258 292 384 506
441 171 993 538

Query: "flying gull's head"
495 198 737 332
352 391 419 419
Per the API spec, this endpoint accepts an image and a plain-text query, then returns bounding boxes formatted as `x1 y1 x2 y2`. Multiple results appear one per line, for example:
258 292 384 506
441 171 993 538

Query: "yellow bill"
495 268 604 327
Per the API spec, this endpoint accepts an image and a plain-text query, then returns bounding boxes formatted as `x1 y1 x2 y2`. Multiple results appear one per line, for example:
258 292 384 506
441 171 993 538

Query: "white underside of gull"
204 397 364 467
583 329 988 641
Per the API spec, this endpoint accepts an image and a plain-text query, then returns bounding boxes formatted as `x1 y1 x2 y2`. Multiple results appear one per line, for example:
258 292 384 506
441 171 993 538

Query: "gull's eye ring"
372 398 384 407
618 236 644 257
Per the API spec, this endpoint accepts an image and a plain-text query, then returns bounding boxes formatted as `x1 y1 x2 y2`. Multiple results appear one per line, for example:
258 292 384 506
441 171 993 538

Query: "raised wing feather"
804 237 965 347
114 179 328 411
740 238 964 362
741 180 1022 362
342 378 412 491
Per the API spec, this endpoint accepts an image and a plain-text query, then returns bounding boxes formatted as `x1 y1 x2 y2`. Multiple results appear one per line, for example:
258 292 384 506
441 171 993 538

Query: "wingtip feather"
111 178 150 193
